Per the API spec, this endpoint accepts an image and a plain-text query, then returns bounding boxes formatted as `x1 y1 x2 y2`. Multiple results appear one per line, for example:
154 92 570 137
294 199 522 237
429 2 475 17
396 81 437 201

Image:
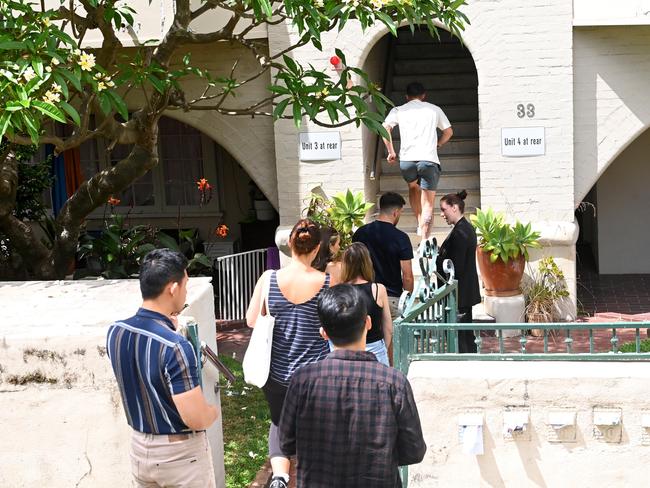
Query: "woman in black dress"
436 190 481 353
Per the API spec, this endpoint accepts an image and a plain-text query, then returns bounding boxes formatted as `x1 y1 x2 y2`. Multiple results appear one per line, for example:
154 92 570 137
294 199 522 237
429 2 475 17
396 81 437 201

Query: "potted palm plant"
523 257 569 335
470 208 541 296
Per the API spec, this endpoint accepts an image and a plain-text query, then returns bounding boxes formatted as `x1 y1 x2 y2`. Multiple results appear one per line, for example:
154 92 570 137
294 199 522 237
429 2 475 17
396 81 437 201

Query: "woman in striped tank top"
246 219 329 488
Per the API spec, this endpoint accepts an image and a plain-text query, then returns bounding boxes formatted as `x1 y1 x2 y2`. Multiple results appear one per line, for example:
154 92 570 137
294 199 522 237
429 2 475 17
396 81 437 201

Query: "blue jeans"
328 339 390 367
366 339 390 366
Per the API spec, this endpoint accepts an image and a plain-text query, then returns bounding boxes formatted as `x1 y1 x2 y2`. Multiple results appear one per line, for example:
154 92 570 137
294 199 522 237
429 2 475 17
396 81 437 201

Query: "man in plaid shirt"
278 284 426 488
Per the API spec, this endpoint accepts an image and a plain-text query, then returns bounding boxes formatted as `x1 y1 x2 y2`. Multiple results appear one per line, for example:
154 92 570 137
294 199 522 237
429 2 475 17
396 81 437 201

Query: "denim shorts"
399 160 441 191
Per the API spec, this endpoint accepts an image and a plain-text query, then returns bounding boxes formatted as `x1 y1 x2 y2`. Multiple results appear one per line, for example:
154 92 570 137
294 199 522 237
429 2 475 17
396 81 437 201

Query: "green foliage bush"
619 338 650 353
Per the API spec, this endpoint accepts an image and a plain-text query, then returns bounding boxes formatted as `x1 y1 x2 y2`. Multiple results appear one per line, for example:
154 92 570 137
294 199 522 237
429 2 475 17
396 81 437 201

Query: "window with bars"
77 116 218 215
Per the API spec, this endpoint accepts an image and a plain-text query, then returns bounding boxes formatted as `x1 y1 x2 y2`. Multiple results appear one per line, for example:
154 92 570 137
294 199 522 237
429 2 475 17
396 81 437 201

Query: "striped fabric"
106 308 199 434
268 271 330 386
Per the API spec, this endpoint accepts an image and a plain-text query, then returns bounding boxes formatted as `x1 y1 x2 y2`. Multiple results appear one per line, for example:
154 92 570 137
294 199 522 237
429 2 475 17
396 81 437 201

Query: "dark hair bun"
290 219 321 256
457 189 468 200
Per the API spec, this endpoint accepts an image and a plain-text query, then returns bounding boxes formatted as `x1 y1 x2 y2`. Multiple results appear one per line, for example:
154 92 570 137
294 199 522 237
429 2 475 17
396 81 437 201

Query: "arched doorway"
362 27 479 243
577 126 650 316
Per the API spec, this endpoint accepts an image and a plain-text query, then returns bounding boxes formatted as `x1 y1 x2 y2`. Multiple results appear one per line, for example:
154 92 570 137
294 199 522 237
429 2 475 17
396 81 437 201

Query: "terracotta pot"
476 247 525 297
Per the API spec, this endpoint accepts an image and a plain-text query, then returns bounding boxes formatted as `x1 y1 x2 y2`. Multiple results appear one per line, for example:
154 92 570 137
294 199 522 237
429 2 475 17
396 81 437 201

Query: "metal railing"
214 248 267 322
395 322 650 371
392 239 650 487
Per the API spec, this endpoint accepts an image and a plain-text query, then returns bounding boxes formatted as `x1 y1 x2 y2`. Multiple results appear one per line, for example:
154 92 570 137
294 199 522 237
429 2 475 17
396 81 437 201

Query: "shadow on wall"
573 26 650 205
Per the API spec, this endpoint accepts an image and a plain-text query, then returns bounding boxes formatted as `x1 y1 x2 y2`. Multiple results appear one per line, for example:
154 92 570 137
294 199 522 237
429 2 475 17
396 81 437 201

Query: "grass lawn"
219 355 271 488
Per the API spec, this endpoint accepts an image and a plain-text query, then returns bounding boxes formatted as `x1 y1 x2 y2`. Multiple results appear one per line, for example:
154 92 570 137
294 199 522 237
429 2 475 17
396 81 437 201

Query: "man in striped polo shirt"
107 248 219 487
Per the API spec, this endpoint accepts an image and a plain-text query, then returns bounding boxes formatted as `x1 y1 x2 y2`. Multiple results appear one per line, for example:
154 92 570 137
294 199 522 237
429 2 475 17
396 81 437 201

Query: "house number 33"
517 103 535 118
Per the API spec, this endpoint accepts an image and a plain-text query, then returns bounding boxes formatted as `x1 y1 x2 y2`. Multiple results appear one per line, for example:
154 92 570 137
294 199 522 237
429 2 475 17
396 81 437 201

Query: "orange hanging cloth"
63 147 83 197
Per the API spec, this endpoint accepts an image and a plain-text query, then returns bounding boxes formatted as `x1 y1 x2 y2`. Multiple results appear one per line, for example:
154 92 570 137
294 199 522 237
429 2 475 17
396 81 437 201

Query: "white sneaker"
416 227 422 236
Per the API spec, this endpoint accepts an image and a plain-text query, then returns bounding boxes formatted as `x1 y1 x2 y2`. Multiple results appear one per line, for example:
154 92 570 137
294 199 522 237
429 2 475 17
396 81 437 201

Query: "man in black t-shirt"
353 192 414 319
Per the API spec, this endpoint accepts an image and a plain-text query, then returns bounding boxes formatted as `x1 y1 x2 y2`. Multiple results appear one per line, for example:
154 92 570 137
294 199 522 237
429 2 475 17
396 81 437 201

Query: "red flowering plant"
196 178 213 207
215 224 229 239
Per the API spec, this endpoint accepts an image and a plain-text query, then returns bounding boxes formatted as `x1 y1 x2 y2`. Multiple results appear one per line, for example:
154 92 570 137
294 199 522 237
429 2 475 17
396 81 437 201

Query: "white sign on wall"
299 132 341 161
501 127 545 157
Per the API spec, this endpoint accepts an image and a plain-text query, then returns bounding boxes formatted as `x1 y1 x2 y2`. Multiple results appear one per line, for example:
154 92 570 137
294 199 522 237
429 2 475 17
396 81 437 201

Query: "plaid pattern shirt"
279 349 426 488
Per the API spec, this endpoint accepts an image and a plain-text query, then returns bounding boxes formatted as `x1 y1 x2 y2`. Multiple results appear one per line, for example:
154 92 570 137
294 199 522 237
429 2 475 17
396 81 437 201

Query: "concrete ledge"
0 279 225 488
407 360 650 487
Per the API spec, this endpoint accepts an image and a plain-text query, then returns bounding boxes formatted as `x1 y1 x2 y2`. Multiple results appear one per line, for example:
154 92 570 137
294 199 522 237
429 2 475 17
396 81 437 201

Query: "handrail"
370 33 396 180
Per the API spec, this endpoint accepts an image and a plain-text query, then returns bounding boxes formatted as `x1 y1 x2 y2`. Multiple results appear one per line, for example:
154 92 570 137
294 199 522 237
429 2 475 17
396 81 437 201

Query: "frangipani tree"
0 0 468 279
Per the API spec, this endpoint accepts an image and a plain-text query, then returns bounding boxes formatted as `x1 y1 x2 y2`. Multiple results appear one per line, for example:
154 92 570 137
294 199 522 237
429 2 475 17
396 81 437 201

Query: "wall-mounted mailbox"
593 407 622 443
503 408 530 441
546 410 577 443
458 412 484 455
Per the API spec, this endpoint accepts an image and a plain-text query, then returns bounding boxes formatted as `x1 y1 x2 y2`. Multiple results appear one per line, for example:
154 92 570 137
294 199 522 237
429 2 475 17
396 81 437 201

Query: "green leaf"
273 98 290 119
157 232 180 251
98 92 112 115
5 101 24 112
20 112 40 143
58 101 80 125
50 73 69 99
282 55 299 75
0 41 26 50
31 57 44 78
58 69 82 92
375 11 397 36
106 91 128 121
32 100 67 123
0 111 11 139
292 102 302 128
147 74 165 93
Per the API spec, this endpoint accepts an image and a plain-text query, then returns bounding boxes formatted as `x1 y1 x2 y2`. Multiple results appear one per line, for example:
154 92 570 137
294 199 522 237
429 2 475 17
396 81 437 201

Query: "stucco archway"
573 26 650 207
356 25 480 241
160 110 278 209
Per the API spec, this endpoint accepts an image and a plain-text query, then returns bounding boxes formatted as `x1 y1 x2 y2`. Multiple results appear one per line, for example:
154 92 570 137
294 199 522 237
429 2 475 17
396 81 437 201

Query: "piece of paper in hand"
462 425 484 455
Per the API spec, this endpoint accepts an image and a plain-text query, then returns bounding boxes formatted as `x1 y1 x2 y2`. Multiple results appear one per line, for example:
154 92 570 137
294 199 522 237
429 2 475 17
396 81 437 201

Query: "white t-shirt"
384 99 451 164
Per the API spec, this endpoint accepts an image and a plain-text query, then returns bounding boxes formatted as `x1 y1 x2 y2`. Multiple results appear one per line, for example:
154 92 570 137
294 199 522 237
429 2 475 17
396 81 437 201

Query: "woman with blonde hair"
340 242 393 366
246 218 330 488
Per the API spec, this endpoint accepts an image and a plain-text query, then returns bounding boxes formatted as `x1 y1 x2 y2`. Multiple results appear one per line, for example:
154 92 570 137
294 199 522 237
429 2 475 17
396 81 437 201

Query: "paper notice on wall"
461 425 484 455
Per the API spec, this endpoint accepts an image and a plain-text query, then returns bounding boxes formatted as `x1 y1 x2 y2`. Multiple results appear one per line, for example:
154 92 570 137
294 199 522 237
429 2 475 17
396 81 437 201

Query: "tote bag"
243 271 275 387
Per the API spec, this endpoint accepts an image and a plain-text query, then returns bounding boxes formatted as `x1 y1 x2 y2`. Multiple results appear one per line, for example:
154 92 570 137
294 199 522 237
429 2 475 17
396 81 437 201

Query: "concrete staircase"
376 28 480 248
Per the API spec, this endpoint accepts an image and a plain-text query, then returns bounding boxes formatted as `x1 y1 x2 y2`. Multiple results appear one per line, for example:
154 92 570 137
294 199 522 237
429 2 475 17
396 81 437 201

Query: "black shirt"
436 217 481 309
353 282 384 343
279 350 426 488
353 221 414 297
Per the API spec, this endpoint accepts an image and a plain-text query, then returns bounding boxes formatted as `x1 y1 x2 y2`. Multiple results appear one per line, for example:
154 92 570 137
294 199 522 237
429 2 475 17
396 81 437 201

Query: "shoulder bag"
242 271 275 387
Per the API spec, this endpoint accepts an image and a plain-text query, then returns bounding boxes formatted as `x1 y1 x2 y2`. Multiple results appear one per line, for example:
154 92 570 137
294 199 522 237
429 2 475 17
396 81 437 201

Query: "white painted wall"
270 0 578 304
409 361 650 487
0 279 225 488
574 0 650 26
596 128 650 273
574 26 650 206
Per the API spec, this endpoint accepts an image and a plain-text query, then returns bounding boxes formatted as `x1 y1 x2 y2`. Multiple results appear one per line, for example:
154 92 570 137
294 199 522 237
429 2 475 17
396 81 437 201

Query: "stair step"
392 73 478 91
389 89 478 106
374 188 481 211
396 207 478 231
380 170 479 193
448 121 479 139
393 58 477 76
380 154 480 174
394 43 471 60
386 137 479 158
385 121 478 142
